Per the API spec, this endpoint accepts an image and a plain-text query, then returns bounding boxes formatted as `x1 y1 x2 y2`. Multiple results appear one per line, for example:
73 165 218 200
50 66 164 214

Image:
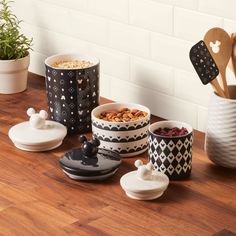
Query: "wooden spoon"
204 27 232 98
228 33 236 78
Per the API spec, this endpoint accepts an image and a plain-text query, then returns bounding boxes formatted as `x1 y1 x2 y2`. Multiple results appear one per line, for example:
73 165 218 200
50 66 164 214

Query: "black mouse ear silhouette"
79 135 87 144
92 137 100 147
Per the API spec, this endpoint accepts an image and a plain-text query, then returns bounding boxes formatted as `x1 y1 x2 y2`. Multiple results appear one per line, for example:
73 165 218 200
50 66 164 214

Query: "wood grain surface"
0 73 235 236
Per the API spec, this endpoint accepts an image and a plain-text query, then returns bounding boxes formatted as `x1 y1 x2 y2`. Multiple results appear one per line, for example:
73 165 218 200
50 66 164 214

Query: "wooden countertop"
0 73 235 236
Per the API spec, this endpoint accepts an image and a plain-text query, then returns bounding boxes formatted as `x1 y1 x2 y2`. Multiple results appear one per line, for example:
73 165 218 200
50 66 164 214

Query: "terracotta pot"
0 54 30 94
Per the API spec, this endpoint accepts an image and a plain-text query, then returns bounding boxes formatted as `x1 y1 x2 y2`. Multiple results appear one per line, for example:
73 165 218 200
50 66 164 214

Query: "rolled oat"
53 60 93 69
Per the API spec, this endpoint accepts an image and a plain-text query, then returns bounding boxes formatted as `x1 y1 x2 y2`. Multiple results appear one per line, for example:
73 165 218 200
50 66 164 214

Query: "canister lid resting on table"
8 107 67 152
120 160 169 200
59 135 122 180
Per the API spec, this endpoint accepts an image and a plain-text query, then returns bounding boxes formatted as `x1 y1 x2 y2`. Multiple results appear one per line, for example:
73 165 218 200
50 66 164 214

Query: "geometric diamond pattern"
159 139 166 151
167 164 174 175
53 85 59 92
148 132 192 180
176 139 183 150
176 152 182 163
167 153 174 163
167 140 175 151
68 87 75 93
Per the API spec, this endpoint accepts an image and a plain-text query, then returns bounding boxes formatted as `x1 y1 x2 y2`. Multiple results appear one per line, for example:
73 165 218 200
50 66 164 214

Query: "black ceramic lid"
60 161 119 177
59 135 121 176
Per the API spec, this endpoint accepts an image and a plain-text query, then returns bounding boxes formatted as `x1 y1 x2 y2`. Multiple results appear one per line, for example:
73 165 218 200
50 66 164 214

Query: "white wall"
12 0 236 132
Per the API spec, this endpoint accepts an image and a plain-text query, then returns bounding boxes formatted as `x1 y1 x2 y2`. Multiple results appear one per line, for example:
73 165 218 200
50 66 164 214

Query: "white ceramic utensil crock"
205 85 236 168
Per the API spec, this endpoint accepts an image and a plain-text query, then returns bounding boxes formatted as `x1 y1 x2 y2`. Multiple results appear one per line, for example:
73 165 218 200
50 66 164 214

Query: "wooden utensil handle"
229 33 236 78
210 79 227 98
218 71 229 98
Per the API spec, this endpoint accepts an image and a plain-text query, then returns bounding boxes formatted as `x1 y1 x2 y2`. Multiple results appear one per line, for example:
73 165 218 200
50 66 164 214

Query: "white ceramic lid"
8 108 67 151
120 160 169 200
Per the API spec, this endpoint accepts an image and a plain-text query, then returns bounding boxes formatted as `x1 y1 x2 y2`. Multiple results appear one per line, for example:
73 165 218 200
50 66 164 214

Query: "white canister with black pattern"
91 103 150 157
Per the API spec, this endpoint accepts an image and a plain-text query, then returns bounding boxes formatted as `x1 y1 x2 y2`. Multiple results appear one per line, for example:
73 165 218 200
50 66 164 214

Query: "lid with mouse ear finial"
120 160 169 200
8 107 67 152
59 135 122 181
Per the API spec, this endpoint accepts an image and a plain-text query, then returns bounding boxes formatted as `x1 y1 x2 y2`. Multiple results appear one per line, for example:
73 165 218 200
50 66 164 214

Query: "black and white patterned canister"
148 121 193 180
91 103 151 157
45 54 99 134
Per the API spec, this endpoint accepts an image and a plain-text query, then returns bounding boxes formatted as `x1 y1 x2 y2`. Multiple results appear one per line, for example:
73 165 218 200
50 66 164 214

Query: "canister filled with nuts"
91 103 151 157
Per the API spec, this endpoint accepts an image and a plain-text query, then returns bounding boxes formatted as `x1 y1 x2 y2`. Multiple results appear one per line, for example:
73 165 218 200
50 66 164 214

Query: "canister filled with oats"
45 53 99 134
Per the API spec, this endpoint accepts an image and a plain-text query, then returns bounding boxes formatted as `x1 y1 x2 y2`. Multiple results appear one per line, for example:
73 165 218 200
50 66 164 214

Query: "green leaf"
0 0 33 60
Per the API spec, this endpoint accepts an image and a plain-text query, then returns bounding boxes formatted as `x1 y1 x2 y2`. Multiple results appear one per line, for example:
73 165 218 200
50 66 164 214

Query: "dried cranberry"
154 126 188 137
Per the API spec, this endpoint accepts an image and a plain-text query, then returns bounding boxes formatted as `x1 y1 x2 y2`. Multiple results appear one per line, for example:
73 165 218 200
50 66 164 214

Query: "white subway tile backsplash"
40 0 88 12
11 0 35 24
151 0 173 5
130 0 173 35
173 0 198 9
88 0 128 23
100 74 112 99
174 70 212 107
68 11 109 46
89 46 130 81
152 0 198 10
199 0 236 21
151 33 193 71
29 51 48 76
13 0 235 132
223 19 236 34
174 8 222 42
21 23 90 56
110 22 150 58
197 106 208 132
130 57 174 95
13 0 70 35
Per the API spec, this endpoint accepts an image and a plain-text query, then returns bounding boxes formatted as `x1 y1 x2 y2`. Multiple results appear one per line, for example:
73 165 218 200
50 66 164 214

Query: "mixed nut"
96 108 148 122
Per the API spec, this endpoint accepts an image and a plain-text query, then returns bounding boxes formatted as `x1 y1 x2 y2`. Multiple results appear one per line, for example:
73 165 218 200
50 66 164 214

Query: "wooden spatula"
228 33 236 78
204 27 232 98
190 40 226 98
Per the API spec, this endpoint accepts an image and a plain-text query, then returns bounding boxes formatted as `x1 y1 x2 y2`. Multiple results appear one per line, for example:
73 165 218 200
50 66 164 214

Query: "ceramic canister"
45 54 99 134
148 121 193 180
205 85 236 169
92 103 150 157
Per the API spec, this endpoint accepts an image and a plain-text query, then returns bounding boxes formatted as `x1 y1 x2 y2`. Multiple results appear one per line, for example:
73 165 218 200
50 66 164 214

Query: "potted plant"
0 0 32 94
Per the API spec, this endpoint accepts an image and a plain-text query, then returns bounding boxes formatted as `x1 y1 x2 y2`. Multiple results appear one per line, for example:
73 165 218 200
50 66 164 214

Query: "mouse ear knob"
79 135 87 143
92 137 100 147
146 162 153 171
135 160 143 168
27 108 35 117
39 110 48 120
216 40 221 46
